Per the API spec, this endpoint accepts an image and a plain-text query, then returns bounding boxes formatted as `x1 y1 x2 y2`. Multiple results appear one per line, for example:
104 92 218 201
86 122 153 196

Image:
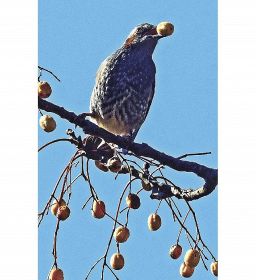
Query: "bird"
89 22 173 142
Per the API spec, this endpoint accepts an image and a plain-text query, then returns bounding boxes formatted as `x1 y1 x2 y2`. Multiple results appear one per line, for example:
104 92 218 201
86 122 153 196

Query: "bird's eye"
139 28 151 38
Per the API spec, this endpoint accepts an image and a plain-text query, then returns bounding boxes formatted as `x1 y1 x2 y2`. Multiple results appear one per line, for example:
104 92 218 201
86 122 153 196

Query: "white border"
1 0 256 279
0 1 37 279
219 0 256 278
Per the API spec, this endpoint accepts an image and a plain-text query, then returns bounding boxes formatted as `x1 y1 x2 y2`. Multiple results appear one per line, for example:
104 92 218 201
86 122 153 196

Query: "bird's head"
123 22 174 53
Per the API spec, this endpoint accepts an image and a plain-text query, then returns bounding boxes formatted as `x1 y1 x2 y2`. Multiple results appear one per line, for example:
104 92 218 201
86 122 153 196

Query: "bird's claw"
74 112 92 129
115 147 129 155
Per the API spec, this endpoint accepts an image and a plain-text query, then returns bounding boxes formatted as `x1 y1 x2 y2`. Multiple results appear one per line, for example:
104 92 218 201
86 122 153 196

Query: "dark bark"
38 98 218 200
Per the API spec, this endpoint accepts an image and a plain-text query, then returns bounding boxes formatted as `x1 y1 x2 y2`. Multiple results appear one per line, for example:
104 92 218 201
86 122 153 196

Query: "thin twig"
38 166 68 226
185 200 216 261
158 169 182 218
125 208 130 227
82 196 93 210
84 256 104 280
85 178 137 279
38 138 75 152
38 152 81 226
38 108 44 116
81 157 97 200
176 210 190 244
165 198 214 264
177 152 211 160
63 174 82 196
52 219 60 267
106 264 120 280
155 200 162 213
104 212 124 227
38 66 61 82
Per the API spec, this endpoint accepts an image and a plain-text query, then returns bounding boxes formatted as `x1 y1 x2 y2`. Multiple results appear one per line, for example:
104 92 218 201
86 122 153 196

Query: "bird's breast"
90 49 156 137
91 114 133 136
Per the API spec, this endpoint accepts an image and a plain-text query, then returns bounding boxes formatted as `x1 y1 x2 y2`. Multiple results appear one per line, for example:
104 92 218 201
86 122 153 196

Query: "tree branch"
38 98 218 200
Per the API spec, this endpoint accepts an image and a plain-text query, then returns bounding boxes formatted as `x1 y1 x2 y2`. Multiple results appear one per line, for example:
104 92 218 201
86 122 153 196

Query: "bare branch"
38 138 75 152
177 152 211 160
38 98 217 201
38 66 61 82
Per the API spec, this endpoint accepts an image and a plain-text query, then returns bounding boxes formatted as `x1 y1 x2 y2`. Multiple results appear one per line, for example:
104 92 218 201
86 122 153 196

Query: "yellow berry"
210 261 218 276
51 199 66 216
95 160 108 172
110 253 125 270
38 81 52 99
92 200 106 219
184 249 200 267
39 115 56 132
49 268 64 280
148 213 161 231
180 262 194 278
56 205 70 221
142 180 152 191
114 226 130 243
156 21 174 36
126 193 141 209
107 157 122 172
169 244 182 259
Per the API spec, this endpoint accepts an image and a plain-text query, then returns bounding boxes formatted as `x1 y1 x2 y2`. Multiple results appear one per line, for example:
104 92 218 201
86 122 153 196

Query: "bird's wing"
91 52 156 135
143 79 155 122
130 79 155 140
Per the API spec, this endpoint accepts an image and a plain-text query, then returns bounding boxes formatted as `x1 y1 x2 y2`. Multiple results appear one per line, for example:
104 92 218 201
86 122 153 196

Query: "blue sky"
39 1 217 279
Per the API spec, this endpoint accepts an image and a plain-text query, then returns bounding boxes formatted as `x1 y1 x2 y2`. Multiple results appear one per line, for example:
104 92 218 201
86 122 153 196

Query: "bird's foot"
116 147 129 155
116 135 134 155
74 112 94 128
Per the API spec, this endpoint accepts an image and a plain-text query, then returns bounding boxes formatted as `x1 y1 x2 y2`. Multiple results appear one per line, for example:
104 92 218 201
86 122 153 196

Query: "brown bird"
90 22 174 141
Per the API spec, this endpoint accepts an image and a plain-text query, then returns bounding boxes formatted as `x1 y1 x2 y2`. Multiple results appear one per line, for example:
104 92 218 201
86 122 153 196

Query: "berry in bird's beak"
156 21 174 37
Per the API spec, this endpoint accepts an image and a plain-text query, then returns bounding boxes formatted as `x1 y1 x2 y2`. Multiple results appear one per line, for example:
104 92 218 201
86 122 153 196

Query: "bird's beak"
146 25 174 40
145 26 158 36
145 26 162 40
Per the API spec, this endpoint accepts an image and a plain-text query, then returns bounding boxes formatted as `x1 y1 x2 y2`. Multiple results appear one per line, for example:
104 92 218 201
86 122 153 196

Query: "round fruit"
180 262 194 278
210 261 218 276
126 193 141 209
39 115 56 132
114 226 130 243
56 205 70 221
51 199 66 216
184 249 200 267
142 180 152 191
148 213 161 231
156 21 174 37
110 253 125 270
107 157 122 172
92 200 106 219
49 268 64 280
169 244 182 259
38 81 52 99
95 160 108 172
